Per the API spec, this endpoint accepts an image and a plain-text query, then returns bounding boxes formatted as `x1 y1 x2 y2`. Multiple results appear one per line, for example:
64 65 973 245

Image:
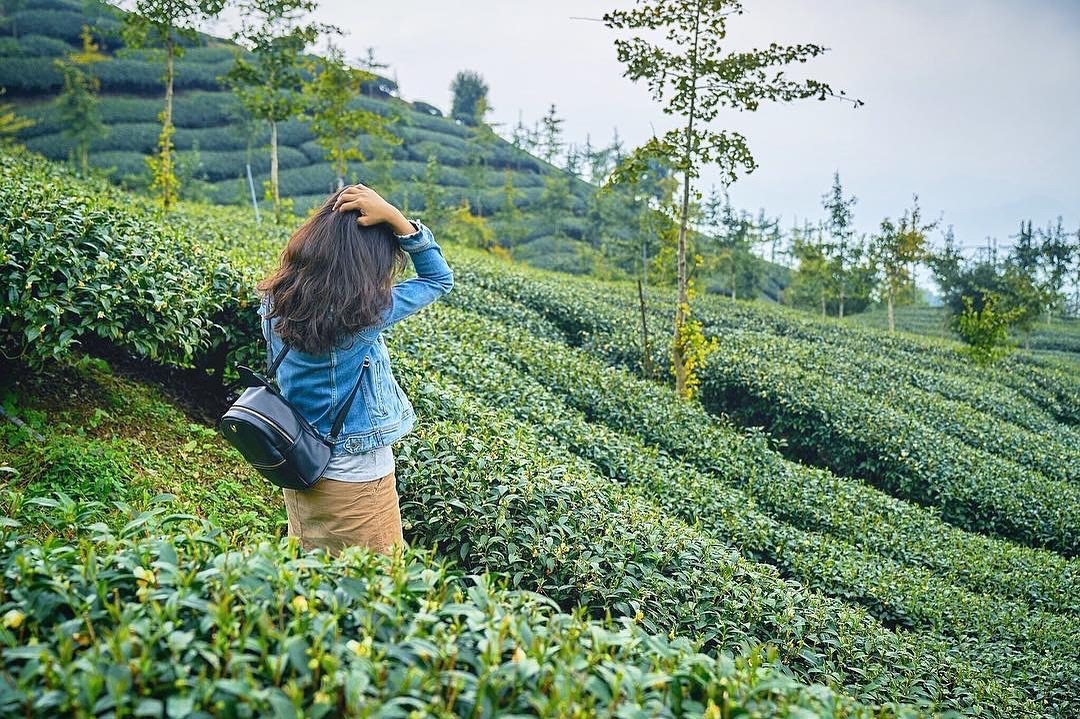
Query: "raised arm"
376 219 454 330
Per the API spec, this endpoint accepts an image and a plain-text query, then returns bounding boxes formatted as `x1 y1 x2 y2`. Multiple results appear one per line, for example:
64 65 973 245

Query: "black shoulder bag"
219 333 371 491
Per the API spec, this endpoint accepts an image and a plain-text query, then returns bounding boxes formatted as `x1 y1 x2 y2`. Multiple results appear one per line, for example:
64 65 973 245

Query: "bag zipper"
251 457 287 469
230 405 293 442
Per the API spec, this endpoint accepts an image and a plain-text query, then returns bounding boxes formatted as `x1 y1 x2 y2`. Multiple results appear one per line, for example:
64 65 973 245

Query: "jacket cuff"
393 219 421 238
395 220 436 253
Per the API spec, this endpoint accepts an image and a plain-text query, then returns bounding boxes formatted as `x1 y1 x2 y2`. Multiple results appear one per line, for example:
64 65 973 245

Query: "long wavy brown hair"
257 188 408 355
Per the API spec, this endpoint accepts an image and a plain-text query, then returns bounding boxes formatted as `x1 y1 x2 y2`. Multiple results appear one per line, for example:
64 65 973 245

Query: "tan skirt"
281 471 405 556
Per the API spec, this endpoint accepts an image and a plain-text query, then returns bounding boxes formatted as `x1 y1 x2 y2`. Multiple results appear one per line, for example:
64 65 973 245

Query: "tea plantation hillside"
3 147 1079 717
0 0 791 297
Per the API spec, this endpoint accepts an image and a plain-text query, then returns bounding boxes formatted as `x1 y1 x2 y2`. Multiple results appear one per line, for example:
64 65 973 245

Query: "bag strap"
265 313 371 442
328 353 370 440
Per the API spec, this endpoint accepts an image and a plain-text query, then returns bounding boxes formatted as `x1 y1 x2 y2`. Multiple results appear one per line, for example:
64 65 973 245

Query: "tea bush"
4 147 1077 717
2 504 907 719
390 304 1080 711
0 149 261 377
450 253 1080 555
434 255 1080 615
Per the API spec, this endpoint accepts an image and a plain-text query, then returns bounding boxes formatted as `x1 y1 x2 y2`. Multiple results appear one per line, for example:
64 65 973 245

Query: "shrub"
0 501 901 719
0 147 259 377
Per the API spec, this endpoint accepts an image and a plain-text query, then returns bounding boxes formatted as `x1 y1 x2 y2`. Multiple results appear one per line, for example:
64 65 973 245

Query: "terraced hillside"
2 147 1079 717
0 0 796 297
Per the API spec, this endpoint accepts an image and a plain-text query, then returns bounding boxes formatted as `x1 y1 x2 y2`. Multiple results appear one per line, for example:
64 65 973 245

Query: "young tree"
821 171 858 317
0 0 28 38
0 88 33 141
303 44 399 189
788 222 830 316
449 70 490 126
603 0 855 398
496 166 526 250
356 47 388 78
538 103 564 166
870 195 937 332
508 111 534 157
418 152 444 222
53 27 107 177
533 104 573 242
706 187 748 300
952 294 1020 365
1038 216 1074 322
579 133 616 251
122 0 225 210
462 99 497 214
1071 225 1080 317
224 0 334 223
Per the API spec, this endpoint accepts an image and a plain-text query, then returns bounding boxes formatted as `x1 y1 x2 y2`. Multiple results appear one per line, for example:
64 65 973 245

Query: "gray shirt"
322 444 394 482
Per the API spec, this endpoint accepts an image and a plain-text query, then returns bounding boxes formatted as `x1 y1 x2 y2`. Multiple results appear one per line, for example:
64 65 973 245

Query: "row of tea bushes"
700 328 1080 480
383 359 1037 715
427 264 1080 617
1 349 960 718
849 305 1080 355
458 249 1077 442
695 332 1080 556
448 253 1080 555
392 304 1080 712
1 505 901 719
689 293 1080 427
0 148 262 376
9 163 1071 620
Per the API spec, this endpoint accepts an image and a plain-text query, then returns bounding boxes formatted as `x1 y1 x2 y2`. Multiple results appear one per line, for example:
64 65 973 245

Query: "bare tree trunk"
638 278 654 378
821 291 826 318
163 36 174 129
270 120 280 222
642 239 648 288
839 290 845 319
887 289 895 333
162 34 176 208
672 3 702 400
674 167 691 398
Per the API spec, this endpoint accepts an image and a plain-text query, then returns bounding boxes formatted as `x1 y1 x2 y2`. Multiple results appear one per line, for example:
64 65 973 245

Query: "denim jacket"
257 220 453 455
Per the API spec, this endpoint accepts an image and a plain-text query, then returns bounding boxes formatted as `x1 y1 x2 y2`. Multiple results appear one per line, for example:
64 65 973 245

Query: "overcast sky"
217 0 1079 255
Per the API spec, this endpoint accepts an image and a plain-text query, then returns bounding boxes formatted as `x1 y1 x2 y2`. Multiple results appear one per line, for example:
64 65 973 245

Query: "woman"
256 183 453 556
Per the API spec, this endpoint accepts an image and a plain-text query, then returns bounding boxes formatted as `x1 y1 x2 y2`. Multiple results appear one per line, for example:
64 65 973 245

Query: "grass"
0 354 285 540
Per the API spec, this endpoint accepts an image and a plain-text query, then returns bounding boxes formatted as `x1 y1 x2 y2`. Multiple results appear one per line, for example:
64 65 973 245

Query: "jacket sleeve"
376 219 454 330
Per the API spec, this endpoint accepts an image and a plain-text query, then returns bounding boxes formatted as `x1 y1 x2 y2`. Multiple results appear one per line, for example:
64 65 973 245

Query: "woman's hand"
333 184 414 234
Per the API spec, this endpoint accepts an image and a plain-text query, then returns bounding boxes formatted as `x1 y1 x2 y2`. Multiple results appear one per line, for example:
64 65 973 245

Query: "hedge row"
1 506 893 719
16 94 237 138
442 252 1080 613
703 329 1080 483
696 333 1080 555
1 148 1060 715
382 357 1038 715
0 147 260 377
392 302 1080 711
7 8 121 46
851 306 1080 355
451 254 1080 555
689 293 1080 426
0 56 231 96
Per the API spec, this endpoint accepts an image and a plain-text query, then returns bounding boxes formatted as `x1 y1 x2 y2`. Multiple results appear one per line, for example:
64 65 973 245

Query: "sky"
212 0 1079 257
